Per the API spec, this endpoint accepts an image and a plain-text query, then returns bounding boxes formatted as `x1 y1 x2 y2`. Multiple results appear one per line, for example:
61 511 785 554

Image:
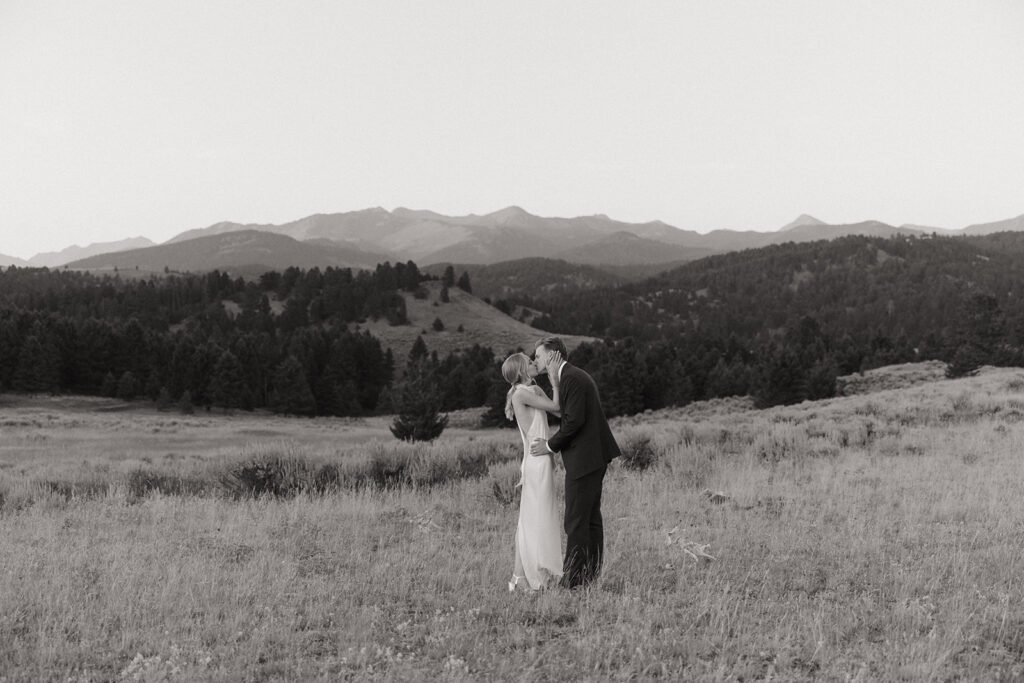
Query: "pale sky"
2 1 1022 259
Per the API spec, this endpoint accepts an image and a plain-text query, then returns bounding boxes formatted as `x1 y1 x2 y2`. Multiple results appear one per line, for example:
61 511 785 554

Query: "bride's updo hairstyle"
502 352 532 420
501 353 532 386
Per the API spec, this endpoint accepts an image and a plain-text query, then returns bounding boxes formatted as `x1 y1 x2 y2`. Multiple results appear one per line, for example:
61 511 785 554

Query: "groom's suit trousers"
561 464 607 588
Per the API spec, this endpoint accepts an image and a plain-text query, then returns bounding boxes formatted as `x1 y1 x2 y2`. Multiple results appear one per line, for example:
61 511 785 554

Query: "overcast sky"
2 1 1022 259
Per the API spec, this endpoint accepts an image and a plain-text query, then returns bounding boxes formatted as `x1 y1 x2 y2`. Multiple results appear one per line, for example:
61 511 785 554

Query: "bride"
502 351 563 591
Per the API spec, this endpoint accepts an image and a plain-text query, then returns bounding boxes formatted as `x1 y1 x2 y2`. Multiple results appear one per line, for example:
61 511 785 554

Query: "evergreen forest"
3 232 1024 420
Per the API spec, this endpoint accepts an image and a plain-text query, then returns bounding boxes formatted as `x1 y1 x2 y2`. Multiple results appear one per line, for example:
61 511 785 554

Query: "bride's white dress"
509 385 563 591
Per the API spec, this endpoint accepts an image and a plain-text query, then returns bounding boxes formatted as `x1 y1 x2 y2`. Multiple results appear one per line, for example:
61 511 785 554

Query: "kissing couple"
502 336 621 591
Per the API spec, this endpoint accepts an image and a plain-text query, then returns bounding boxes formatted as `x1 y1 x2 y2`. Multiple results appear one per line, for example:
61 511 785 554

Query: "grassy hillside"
4 363 1024 678
353 280 596 367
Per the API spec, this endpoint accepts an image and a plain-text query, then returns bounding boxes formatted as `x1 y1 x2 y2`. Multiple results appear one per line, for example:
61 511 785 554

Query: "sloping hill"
773 220 919 243
423 258 625 300
351 280 596 368
835 360 948 395
418 226 565 266
28 237 155 267
0 252 28 267
553 231 712 266
962 213 1024 235
66 230 388 275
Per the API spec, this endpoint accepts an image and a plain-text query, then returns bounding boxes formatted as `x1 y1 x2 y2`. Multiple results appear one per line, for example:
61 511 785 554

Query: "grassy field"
3 365 1024 680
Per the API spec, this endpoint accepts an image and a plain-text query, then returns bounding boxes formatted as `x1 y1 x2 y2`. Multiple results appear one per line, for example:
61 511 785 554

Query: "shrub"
618 433 659 471
751 425 804 464
125 469 208 500
42 478 110 501
219 456 312 499
313 464 343 493
367 448 409 489
488 465 520 507
456 450 489 479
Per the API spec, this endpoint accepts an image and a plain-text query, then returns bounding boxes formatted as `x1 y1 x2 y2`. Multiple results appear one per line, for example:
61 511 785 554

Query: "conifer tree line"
5 232 1024 417
0 263 472 415
505 234 1024 408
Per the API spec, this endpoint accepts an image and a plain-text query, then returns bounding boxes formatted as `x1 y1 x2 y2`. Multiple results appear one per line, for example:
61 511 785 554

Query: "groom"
530 336 620 589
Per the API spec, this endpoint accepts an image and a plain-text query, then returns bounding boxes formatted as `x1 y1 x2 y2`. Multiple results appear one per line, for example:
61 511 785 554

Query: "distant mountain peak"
486 205 533 222
779 214 826 232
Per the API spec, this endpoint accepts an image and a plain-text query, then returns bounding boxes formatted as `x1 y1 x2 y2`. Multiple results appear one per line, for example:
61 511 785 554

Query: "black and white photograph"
2 1 1024 679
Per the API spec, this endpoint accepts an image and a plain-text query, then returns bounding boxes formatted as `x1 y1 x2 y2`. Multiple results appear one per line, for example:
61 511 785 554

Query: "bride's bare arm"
515 384 561 415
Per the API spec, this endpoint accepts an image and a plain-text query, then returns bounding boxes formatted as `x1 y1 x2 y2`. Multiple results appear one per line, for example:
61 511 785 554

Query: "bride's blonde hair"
502 352 533 421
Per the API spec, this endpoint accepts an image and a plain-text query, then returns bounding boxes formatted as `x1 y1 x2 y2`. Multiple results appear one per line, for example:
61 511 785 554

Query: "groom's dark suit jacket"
547 363 620 480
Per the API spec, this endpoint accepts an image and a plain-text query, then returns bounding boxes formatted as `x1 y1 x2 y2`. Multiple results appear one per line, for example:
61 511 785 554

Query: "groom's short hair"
535 336 568 359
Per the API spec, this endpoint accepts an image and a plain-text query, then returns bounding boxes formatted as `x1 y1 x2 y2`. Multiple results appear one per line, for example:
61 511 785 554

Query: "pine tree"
100 371 118 398
209 350 247 412
12 334 60 393
442 265 456 288
480 375 516 428
270 355 317 415
408 336 428 364
432 317 444 332
752 346 807 408
0 319 20 389
143 368 162 401
390 360 448 441
178 389 194 414
156 387 172 411
947 293 1006 377
456 271 472 294
116 371 137 400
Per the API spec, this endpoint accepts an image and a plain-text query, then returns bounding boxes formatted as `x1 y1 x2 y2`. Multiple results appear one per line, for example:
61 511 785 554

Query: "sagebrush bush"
456 450 488 479
751 424 804 464
618 433 659 471
125 469 209 500
486 461 522 507
312 464 343 493
219 456 313 499
42 478 110 501
212 440 512 498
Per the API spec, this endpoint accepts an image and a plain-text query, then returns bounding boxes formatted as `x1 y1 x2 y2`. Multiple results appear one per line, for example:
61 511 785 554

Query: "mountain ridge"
28 237 155 268
64 230 390 275
9 207 1024 275
0 252 29 267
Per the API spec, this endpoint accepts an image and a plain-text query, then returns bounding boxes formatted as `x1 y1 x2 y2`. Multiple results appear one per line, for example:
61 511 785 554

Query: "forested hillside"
0 263 496 416
4 232 1024 420
509 233 1024 412
423 258 625 301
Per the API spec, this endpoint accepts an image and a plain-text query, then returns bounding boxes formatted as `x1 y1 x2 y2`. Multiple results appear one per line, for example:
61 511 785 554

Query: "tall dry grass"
3 367 1024 679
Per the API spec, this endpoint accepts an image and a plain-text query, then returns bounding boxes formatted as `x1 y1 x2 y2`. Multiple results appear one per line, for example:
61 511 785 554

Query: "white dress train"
509 385 563 591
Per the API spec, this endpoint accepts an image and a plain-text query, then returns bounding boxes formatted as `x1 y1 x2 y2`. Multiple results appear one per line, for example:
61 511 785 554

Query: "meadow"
3 365 1024 681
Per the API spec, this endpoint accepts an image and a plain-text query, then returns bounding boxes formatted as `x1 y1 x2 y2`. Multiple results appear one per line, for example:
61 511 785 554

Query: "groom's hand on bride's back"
530 438 552 456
